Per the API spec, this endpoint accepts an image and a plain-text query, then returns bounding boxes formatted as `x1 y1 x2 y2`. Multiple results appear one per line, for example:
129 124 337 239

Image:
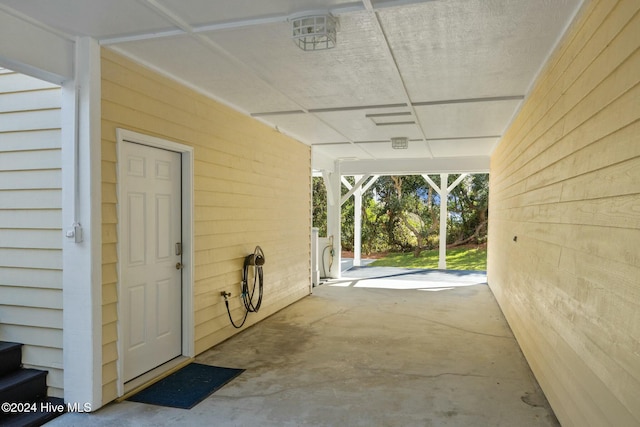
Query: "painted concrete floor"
47 268 558 426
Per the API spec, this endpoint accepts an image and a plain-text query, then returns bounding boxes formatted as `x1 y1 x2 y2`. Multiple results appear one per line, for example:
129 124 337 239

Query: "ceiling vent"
292 15 337 51
391 137 409 150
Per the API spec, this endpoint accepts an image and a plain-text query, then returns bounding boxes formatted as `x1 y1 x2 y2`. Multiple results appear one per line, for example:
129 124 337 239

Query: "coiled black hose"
224 246 264 329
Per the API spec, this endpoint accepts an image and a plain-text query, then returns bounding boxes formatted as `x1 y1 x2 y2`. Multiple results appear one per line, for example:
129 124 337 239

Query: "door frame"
115 128 195 396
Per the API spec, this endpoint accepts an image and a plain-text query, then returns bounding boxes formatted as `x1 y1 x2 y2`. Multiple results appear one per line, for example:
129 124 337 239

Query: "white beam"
341 176 353 190
361 175 380 193
447 173 468 193
340 174 371 206
422 174 442 196
0 9 74 83
312 150 335 172
340 157 490 176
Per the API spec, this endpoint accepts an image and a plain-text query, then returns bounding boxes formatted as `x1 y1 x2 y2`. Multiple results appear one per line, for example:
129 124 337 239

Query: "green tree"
312 177 327 236
447 174 489 246
370 175 438 256
312 173 489 256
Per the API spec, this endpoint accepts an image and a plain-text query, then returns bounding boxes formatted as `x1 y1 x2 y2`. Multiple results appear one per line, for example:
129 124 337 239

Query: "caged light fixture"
292 15 337 51
391 137 409 149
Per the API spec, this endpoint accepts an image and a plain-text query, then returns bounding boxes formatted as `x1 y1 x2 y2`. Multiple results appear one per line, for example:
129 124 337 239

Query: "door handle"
176 262 184 270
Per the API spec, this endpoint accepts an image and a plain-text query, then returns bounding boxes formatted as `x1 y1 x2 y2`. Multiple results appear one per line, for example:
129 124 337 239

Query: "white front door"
120 141 182 382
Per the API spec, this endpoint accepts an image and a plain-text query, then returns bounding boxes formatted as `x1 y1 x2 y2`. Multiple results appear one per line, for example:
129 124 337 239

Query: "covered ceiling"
0 0 583 174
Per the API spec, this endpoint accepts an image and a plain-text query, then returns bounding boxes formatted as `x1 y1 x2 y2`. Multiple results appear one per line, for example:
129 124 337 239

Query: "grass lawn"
368 246 487 270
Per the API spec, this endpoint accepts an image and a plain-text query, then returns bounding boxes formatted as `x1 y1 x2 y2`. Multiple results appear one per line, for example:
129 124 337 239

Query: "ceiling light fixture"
391 137 409 149
292 15 337 51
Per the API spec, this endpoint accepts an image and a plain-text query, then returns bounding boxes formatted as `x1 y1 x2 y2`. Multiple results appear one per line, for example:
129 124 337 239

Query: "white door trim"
115 128 195 396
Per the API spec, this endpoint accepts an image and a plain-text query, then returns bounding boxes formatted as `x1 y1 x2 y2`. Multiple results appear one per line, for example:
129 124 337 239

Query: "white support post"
353 176 362 267
324 172 380 276
61 37 102 409
322 171 335 207
311 227 320 287
424 173 468 270
325 162 342 278
438 174 449 269
341 175 378 268
422 174 448 270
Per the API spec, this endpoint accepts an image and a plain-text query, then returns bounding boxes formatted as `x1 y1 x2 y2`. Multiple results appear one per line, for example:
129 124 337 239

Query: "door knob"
176 262 184 270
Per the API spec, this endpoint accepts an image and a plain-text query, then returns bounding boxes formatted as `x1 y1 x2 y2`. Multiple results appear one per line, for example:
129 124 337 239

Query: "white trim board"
115 128 195 396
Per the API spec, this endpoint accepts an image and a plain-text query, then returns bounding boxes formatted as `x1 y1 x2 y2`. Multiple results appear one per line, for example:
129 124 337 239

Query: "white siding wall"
0 68 63 398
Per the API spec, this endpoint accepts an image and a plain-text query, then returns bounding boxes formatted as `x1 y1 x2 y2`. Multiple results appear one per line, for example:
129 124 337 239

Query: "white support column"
422 173 468 270
422 174 447 270
311 227 320 287
438 174 449 270
342 175 378 268
322 171 335 208
353 176 362 267
61 37 102 409
324 162 342 278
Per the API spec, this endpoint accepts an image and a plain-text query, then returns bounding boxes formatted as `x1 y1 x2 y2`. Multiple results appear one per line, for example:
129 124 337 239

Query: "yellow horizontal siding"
488 1 640 426
100 48 311 405
0 70 63 397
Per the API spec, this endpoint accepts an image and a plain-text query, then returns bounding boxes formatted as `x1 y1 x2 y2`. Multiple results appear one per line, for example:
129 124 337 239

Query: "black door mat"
127 363 244 409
